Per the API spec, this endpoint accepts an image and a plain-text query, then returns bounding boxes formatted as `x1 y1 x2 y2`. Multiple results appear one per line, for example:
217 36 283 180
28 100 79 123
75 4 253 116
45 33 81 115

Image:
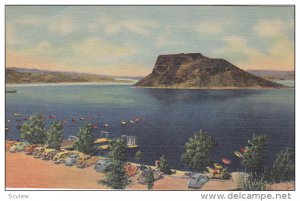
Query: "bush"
145 169 155 190
20 114 47 144
46 121 63 150
242 135 267 176
108 138 127 161
159 155 172 174
270 148 295 183
73 122 96 155
182 130 217 173
238 177 267 191
221 168 231 180
99 160 130 189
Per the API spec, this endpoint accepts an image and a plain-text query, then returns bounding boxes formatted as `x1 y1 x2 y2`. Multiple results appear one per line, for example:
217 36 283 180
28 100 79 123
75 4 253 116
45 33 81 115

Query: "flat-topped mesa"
134 53 285 89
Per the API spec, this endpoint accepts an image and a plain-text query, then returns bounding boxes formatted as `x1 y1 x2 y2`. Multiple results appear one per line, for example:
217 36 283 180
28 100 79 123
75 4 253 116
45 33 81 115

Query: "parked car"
5 140 17 151
65 153 81 166
76 155 98 168
24 144 41 155
94 159 112 172
33 146 46 158
53 151 70 164
9 142 29 153
187 173 208 189
41 149 61 160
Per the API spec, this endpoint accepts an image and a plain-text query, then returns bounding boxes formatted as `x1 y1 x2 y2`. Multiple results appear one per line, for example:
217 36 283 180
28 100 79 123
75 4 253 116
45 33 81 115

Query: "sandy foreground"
5 152 294 190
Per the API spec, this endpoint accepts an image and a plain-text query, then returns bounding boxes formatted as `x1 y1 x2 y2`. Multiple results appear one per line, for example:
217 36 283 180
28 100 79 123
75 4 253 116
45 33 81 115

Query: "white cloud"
6 24 26 45
14 15 47 26
193 21 231 34
253 19 293 38
90 16 158 36
48 15 75 36
215 34 294 70
155 27 177 48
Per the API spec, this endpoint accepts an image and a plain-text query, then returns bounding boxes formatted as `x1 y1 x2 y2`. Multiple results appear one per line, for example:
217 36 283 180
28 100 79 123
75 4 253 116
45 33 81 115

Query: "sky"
6 6 294 77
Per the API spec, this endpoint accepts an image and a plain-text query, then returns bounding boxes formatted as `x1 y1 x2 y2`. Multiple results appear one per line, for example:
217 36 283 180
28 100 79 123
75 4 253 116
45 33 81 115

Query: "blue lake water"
5 83 295 171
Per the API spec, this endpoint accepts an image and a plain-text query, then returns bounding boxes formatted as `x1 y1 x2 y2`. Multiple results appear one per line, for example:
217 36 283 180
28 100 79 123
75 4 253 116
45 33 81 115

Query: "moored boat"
222 158 231 165
234 151 243 158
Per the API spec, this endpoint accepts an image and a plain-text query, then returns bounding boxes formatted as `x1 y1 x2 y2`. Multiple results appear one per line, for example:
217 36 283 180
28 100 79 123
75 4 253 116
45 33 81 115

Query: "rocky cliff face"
134 53 284 88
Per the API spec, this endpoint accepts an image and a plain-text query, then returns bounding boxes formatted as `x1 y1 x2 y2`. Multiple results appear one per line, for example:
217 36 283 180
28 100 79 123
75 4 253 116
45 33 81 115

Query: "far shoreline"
6 81 137 87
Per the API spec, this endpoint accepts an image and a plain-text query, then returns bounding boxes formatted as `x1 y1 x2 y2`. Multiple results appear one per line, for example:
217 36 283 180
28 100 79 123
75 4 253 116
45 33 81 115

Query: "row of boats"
6 112 143 132
206 147 248 174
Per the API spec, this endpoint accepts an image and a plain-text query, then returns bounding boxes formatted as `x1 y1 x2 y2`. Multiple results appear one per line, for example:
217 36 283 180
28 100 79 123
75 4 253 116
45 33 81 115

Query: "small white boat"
13 112 21 116
101 131 109 134
7 119 11 123
121 121 127 125
104 123 109 127
129 120 135 123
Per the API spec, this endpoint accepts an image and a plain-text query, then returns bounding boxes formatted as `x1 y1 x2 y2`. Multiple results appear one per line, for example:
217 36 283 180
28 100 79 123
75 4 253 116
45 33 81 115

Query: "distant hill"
247 70 294 81
135 53 285 89
6 68 133 84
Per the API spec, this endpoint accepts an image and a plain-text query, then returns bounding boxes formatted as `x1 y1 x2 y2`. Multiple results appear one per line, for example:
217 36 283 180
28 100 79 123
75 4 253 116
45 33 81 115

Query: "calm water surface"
5 83 294 171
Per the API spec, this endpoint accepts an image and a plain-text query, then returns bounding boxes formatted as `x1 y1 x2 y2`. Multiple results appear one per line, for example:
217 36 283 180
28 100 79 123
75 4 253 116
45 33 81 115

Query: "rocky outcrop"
134 53 285 89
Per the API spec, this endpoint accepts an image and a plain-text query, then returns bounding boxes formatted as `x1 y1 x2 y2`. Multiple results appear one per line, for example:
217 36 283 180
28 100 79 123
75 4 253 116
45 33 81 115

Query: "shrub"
270 148 295 183
221 168 231 180
73 122 96 155
99 160 130 189
46 121 63 150
242 135 267 176
182 130 217 173
159 155 172 174
20 114 47 144
108 138 127 161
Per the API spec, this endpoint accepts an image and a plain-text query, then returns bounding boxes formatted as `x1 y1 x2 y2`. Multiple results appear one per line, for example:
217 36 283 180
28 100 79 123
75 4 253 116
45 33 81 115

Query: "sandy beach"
6 152 294 190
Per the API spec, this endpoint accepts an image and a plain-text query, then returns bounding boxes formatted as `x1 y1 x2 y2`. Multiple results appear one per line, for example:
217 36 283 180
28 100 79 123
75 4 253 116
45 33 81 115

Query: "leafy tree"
108 138 127 161
242 135 267 176
145 169 155 190
99 160 130 189
181 130 217 173
159 155 172 174
20 114 47 144
46 120 64 150
73 122 96 155
270 148 295 182
135 150 144 168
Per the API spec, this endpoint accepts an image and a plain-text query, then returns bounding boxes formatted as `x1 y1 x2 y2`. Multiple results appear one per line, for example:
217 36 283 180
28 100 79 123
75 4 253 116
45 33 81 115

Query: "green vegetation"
158 155 172 175
221 168 231 180
108 138 127 161
242 135 267 176
99 160 131 189
46 121 64 150
238 177 267 191
181 130 217 173
6 68 133 84
20 114 47 144
135 150 144 168
145 169 155 190
100 137 130 189
270 148 295 183
73 123 96 155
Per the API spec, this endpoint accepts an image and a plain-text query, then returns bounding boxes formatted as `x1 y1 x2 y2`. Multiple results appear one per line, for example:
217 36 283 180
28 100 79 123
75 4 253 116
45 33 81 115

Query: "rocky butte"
134 53 285 89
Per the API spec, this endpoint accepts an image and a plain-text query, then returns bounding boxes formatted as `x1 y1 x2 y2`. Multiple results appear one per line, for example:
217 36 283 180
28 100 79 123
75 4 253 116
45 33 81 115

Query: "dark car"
188 173 208 189
94 159 112 172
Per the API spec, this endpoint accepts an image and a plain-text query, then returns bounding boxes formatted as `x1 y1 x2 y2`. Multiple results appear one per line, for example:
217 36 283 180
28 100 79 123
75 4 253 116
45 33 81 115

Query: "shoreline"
5 152 294 190
132 86 292 90
6 81 136 87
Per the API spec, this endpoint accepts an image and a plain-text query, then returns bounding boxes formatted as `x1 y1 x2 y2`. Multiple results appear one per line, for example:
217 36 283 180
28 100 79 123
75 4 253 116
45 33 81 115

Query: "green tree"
145 169 155 190
270 148 295 183
108 138 127 161
20 114 47 144
135 150 144 167
181 130 217 173
159 155 172 174
46 120 64 150
99 160 130 189
242 135 267 176
73 122 96 155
